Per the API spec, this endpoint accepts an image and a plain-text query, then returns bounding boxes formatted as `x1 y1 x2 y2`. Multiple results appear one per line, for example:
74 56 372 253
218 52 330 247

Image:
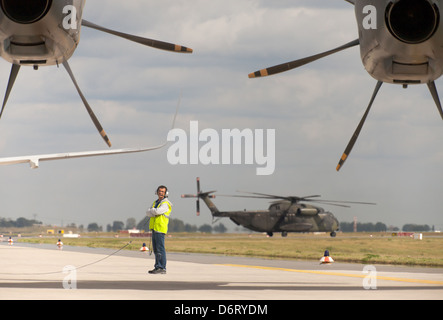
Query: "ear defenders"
156 185 169 197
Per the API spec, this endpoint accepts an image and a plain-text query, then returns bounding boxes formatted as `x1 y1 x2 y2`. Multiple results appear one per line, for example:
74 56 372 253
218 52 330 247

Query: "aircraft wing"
0 95 180 169
344 0 355 4
0 144 166 169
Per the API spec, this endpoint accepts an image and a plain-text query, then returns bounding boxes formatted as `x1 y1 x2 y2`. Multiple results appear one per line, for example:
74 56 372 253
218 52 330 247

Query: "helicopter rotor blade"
311 199 376 205
235 190 287 199
0 64 20 121
62 61 112 148
248 39 359 78
427 81 443 120
336 81 383 171
196 199 200 216
219 192 376 208
233 191 315 203
197 177 201 194
301 198 376 208
82 19 193 53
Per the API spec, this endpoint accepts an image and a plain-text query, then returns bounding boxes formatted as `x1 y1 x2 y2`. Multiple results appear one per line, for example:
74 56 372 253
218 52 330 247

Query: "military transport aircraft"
0 0 192 147
181 177 375 237
249 0 443 171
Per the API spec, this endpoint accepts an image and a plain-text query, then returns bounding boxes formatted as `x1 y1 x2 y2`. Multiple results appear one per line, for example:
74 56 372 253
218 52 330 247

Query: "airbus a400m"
182 178 375 237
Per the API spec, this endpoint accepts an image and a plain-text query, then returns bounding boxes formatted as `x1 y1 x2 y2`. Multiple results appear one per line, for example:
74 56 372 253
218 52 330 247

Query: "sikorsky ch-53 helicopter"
0 0 192 147
182 178 376 237
249 0 443 171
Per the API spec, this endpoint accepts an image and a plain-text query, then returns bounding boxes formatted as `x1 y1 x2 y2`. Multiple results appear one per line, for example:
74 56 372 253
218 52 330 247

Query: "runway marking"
217 264 443 286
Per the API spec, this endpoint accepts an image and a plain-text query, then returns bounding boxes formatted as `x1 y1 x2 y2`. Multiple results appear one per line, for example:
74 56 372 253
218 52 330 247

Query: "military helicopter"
0 0 192 147
181 177 376 237
249 0 443 171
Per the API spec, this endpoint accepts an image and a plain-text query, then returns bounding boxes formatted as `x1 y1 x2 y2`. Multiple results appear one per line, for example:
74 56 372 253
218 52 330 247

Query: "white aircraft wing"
0 96 180 169
0 144 166 169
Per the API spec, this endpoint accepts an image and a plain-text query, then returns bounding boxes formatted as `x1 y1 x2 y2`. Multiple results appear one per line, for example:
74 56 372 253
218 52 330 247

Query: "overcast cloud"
0 0 442 231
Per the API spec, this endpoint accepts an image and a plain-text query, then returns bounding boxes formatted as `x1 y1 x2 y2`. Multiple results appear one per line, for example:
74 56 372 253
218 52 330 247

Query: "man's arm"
146 202 170 217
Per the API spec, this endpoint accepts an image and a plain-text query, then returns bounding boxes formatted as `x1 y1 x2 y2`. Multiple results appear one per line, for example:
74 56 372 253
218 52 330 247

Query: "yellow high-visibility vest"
149 199 172 234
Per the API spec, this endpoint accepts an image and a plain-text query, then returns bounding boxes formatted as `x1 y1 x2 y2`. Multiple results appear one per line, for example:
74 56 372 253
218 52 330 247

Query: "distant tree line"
402 224 432 232
0 216 434 234
339 221 433 232
0 217 41 228
98 217 228 234
339 222 388 232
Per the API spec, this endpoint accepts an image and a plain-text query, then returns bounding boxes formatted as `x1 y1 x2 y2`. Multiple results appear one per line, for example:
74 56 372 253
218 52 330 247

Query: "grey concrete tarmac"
0 242 442 300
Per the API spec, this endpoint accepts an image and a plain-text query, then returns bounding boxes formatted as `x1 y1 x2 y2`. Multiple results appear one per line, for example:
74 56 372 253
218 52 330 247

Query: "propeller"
336 81 383 171
248 39 359 78
427 81 443 120
81 19 193 53
220 191 376 208
181 177 216 216
0 64 20 121
63 61 112 147
0 18 192 147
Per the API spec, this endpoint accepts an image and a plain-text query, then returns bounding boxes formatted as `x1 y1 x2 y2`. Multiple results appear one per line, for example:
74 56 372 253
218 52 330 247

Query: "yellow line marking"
216 264 443 286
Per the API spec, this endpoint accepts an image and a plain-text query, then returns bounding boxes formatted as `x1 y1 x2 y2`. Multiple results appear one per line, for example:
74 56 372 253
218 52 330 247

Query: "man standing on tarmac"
146 185 172 274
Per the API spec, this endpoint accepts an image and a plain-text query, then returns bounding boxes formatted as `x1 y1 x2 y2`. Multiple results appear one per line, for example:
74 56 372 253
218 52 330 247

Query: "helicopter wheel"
330 232 336 237
267 232 273 237
281 231 288 237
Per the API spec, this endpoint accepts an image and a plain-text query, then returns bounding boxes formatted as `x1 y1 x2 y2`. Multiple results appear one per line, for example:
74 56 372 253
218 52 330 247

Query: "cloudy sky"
0 0 442 231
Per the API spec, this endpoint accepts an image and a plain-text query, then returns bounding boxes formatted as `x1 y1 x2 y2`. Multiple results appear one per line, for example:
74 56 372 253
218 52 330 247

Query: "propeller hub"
386 0 440 44
1 0 52 24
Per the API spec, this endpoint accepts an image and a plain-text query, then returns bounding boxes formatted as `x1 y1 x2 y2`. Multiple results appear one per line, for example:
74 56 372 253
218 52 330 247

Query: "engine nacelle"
1 0 53 24
386 0 440 44
355 0 443 85
0 0 85 67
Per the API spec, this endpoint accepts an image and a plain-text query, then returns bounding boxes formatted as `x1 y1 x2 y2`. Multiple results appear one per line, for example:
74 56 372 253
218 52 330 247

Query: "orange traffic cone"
140 243 149 252
320 250 334 264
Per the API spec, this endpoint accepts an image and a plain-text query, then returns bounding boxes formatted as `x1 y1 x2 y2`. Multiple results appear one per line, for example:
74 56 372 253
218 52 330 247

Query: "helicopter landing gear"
267 232 273 237
281 231 288 237
330 231 336 237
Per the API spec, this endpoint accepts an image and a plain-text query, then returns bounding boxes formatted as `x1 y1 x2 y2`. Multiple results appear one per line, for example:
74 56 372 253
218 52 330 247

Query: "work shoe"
148 268 166 274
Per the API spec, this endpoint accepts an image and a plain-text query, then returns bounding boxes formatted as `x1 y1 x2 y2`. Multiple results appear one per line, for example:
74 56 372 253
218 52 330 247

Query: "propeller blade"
0 64 20 120
248 39 359 78
82 19 193 53
427 81 443 120
336 81 383 171
62 61 112 147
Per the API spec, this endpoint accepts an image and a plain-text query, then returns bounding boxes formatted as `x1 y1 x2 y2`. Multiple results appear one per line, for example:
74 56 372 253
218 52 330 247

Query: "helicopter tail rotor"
181 177 216 216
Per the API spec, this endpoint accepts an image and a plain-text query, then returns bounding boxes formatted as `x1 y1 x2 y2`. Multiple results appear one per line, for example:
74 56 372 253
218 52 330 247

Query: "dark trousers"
152 231 166 270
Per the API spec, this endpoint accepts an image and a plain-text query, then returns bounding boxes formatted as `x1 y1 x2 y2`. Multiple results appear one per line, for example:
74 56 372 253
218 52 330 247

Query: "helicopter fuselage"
214 201 340 237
